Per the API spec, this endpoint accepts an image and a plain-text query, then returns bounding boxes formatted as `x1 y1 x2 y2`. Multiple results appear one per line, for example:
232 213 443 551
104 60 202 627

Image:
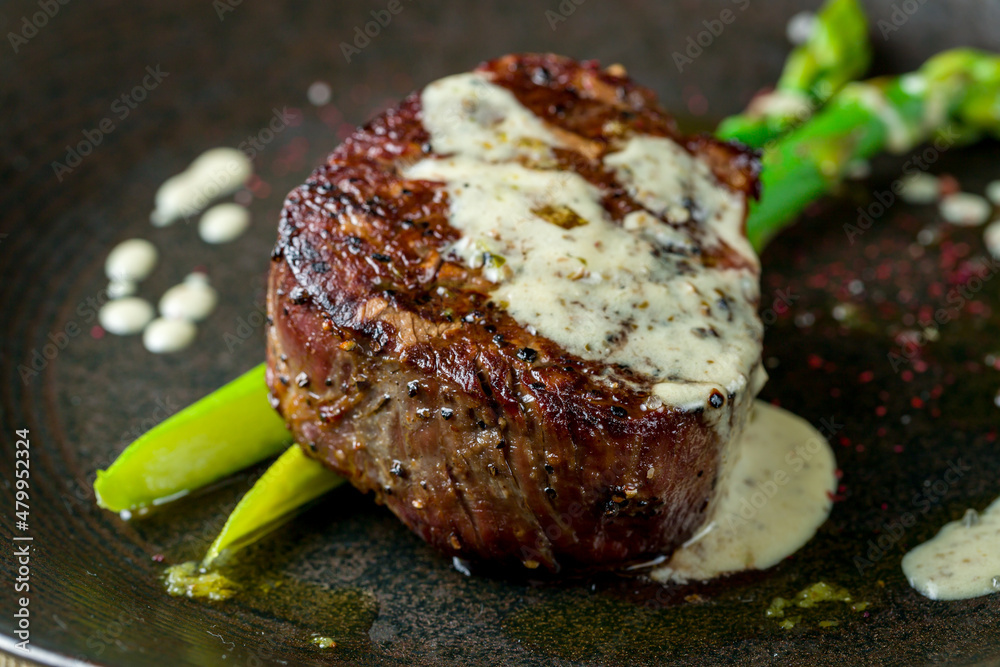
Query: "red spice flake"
875 405 887 416
834 468 844 479
250 179 272 199
808 273 829 289
901 370 914 382
283 107 303 127
685 93 709 116
877 427 888 437
838 436 852 448
910 397 924 409
859 370 875 383
855 444 865 452
152 554 165 563
881 503 889 511
913 360 928 373
319 104 343 129
893 444 904 453
90 325 105 339
807 354 824 369
986 431 997 442
938 174 960 195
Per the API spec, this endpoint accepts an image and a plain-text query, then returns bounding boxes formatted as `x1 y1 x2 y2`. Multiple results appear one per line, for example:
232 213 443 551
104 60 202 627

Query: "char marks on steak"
267 53 762 572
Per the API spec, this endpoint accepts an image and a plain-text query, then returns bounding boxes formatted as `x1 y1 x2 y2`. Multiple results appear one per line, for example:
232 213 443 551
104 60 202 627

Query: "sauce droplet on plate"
151 147 252 226
98 297 155 335
159 280 218 322
902 496 1000 601
105 238 158 282
650 400 837 583
143 317 197 353
198 203 251 244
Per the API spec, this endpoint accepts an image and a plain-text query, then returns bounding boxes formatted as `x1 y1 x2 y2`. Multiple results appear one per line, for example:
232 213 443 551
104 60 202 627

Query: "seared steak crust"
267 54 760 572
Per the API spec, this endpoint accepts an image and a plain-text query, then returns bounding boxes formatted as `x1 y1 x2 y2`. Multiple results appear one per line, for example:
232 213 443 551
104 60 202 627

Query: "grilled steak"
266 53 765 572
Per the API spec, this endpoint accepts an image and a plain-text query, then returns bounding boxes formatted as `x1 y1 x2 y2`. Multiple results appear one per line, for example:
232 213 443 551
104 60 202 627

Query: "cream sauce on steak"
405 71 764 415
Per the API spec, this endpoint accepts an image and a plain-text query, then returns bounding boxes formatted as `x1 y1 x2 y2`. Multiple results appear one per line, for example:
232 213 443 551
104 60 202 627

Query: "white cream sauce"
98 297 155 335
105 238 158 282
899 172 940 204
901 498 1000 601
405 72 763 415
151 147 252 226
939 192 991 227
143 317 197 354
199 202 251 244
983 219 1000 259
159 279 218 322
986 180 1000 206
418 72 564 162
650 400 837 583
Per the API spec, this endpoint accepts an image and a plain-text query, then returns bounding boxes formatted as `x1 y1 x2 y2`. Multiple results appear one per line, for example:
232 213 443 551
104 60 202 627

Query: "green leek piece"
94 363 291 513
203 444 344 566
717 0 871 148
747 48 1000 250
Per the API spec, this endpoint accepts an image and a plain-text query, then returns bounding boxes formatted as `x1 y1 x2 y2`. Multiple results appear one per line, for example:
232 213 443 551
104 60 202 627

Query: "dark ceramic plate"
3 1 1000 665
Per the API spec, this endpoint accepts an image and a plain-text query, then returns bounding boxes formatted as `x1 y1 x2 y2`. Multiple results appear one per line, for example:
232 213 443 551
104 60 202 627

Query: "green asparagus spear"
94 363 291 513
203 444 344 566
747 48 1000 249
717 0 871 148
